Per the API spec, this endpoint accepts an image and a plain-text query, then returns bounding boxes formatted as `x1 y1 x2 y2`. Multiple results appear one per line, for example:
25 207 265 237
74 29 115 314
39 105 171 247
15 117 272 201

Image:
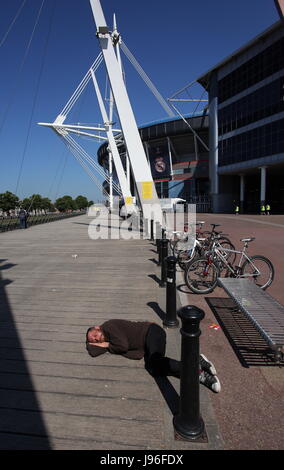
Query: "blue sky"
0 0 280 202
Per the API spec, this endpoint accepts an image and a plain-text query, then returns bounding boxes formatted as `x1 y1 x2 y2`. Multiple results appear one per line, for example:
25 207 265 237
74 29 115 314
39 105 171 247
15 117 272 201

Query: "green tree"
75 195 88 210
20 197 32 212
55 195 76 212
41 197 55 213
0 191 19 213
29 194 44 214
88 200 94 207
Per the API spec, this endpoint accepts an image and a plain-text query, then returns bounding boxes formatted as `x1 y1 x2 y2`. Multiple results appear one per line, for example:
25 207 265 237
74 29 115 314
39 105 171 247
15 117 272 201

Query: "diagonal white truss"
39 51 126 203
58 131 113 200
168 80 209 152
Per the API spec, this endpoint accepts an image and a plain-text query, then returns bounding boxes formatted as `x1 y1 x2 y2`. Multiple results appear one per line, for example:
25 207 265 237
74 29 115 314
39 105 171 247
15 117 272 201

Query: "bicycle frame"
211 243 261 278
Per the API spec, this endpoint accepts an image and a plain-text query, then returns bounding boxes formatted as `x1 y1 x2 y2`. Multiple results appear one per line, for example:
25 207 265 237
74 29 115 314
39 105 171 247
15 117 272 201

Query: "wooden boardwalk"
0 213 222 450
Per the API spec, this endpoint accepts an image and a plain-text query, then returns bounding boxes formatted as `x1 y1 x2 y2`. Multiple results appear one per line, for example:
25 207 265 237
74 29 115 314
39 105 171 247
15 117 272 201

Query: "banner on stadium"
148 143 172 180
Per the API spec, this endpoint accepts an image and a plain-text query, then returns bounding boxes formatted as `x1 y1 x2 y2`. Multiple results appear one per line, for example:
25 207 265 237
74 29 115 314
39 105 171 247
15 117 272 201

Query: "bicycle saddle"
240 237 255 242
211 224 220 228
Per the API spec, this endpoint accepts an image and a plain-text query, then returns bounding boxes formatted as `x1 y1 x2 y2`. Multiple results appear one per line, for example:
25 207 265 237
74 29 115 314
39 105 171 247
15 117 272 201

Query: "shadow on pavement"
147 301 166 322
148 274 161 286
153 376 179 416
177 283 191 294
206 297 281 367
0 260 51 449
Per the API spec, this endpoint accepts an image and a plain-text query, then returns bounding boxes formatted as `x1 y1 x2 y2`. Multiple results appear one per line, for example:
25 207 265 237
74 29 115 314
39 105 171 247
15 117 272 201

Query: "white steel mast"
90 68 133 206
89 0 162 223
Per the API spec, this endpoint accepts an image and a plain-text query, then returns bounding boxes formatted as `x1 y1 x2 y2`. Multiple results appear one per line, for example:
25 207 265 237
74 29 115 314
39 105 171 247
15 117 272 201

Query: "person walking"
266 203 271 215
86 319 221 393
235 204 240 215
261 204 266 215
18 208 28 229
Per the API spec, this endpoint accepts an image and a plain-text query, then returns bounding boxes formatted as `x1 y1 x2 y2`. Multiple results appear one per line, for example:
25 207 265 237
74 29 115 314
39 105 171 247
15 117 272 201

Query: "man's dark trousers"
144 324 180 377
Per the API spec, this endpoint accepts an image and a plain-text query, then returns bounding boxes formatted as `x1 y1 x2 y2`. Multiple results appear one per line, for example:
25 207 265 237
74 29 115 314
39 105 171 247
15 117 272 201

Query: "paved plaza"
0 212 283 450
177 213 284 450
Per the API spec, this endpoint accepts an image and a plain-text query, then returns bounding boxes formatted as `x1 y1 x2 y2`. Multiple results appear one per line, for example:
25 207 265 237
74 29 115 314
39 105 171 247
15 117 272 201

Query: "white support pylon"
90 68 134 211
89 0 163 224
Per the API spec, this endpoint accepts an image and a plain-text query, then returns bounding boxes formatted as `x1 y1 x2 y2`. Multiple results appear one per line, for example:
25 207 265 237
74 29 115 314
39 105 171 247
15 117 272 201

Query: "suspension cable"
47 148 68 200
53 152 68 202
63 133 122 193
15 0 57 196
0 0 27 49
61 133 122 196
121 40 175 118
60 134 110 199
60 53 103 119
0 0 46 136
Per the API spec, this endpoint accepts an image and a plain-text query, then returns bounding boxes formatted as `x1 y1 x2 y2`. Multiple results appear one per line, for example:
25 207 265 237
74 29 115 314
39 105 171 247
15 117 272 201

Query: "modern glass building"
198 19 284 213
97 114 210 212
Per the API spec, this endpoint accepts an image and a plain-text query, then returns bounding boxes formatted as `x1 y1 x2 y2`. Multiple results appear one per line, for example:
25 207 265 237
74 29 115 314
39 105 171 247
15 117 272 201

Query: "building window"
219 76 284 134
219 118 284 165
218 35 284 103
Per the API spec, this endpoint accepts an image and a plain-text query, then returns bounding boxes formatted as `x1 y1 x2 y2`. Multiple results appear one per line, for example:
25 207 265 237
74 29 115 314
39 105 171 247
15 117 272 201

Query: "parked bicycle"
184 236 274 294
176 223 235 270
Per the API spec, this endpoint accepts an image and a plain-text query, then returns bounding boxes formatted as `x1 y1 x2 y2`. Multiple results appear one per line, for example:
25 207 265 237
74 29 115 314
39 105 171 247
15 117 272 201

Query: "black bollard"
156 239 162 265
173 305 206 442
160 238 169 287
150 219 154 241
155 221 161 245
155 221 162 265
163 256 179 328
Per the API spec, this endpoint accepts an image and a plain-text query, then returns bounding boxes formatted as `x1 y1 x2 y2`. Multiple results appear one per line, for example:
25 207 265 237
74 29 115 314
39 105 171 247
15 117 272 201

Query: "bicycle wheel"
184 257 220 294
241 255 274 290
172 237 189 256
177 245 201 270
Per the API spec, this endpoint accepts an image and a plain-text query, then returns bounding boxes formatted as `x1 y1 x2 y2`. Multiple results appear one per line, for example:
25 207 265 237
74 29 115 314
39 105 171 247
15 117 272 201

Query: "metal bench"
217 278 284 363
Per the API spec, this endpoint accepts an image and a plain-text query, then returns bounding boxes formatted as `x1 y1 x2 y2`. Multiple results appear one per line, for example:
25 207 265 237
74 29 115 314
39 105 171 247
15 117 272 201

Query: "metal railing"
0 211 86 233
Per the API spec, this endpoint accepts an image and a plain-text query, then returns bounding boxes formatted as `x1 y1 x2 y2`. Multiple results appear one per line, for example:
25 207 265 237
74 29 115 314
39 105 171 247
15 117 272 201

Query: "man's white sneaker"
200 354 217 376
199 370 221 393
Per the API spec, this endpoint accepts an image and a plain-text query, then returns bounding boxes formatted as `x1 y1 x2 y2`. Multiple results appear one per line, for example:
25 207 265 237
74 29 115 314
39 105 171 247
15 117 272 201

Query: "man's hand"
88 341 109 348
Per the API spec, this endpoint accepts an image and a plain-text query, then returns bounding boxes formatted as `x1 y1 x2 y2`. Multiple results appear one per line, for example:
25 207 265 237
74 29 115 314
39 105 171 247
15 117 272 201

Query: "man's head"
86 326 105 344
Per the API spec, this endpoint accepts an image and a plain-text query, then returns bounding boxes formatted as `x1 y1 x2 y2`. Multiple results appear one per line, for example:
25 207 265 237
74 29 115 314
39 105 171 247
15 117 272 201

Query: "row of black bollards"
154 227 206 442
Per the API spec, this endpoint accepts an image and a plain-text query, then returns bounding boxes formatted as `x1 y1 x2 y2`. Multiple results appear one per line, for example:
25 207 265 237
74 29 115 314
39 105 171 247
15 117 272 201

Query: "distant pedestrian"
86 319 221 393
18 208 27 229
235 205 239 215
266 204 271 215
261 204 266 215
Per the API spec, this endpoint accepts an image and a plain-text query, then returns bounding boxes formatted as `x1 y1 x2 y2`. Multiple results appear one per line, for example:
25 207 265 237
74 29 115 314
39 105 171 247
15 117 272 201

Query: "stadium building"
198 19 284 214
97 113 210 212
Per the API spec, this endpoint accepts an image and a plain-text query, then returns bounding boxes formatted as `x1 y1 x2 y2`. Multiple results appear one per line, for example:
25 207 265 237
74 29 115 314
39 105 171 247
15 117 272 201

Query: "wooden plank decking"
0 214 222 450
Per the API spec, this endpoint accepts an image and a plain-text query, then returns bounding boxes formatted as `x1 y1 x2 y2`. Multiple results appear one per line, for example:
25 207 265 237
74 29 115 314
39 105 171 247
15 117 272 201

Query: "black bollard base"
163 317 179 328
173 416 208 443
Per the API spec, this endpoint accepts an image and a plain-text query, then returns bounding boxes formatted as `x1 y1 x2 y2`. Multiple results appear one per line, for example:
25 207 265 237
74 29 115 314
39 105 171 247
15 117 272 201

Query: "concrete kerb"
153 252 224 450
177 268 224 449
